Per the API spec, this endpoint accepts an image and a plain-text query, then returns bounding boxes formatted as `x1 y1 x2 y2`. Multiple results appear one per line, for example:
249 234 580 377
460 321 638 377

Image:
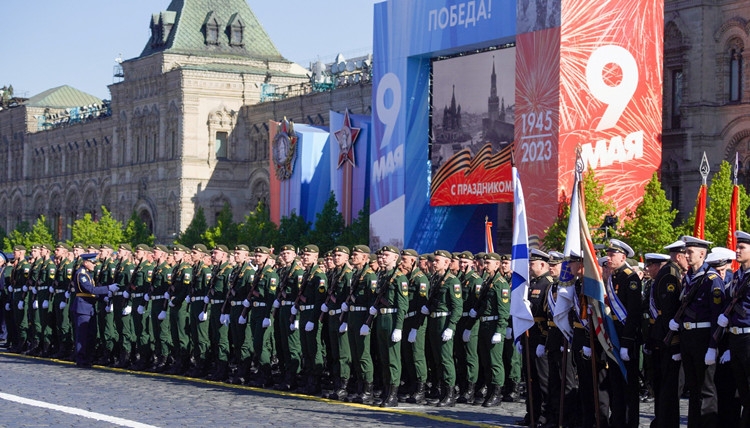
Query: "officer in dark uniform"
71 255 119 367
604 239 643 428
668 235 724 428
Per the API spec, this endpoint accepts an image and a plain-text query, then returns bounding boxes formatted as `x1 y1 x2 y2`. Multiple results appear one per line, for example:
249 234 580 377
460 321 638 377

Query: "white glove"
391 328 402 342
220 314 230 326
668 319 680 331
369 306 377 316
158 310 167 321
360 324 370 336
65 291 71 299
408 328 417 343
720 350 731 364
108 284 119 293
583 346 591 358
341 302 348 312
620 347 630 362
462 329 471 342
321 303 329 313
672 353 681 361
536 344 545 358
242 299 251 308
48 286 54 293
164 292 170 299
705 348 717 366
305 321 314 331
17 301 23 310
272 300 280 308
168 300 175 308
469 308 478 318
105 304 113 313
136 305 145 315
185 296 191 304
339 322 348 333
506 327 513 339
203 296 209 304
262 318 271 328
7 286 12 292
144 294 150 302
122 290 129 299
31 287 37 295
22 285 28 292
4 303 10 311
441 328 453 342
420 305 429 315
198 311 207 322
59 301 67 310
291 306 298 315
290 320 299 331
32 300 38 309
491 332 502 344
718 314 729 328
122 305 132 316
104 296 110 303
42 300 49 309
238 315 247 324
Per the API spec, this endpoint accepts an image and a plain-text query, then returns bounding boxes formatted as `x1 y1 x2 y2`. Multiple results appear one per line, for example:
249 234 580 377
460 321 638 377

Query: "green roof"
179 63 303 78
24 85 102 109
139 0 287 62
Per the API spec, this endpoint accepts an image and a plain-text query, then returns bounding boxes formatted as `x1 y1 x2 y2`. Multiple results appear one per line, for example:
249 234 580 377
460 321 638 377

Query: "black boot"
153 355 168 373
503 380 519 402
39 343 52 358
436 383 456 407
307 375 322 395
325 377 341 399
426 383 442 405
230 360 250 384
397 382 411 403
114 349 131 368
482 384 502 407
186 358 208 378
380 384 398 408
406 382 426 404
457 382 475 404
331 377 348 401
359 382 374 405
207 361 229 382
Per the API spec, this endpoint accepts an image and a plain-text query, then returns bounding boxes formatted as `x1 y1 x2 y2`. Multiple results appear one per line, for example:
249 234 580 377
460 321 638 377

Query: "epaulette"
623 267 633 275
446 273 456 280
315 268 323 274
471 272 479 279
708 273 718 280
545 275 554 283
365 268 374 275
416 272 424 278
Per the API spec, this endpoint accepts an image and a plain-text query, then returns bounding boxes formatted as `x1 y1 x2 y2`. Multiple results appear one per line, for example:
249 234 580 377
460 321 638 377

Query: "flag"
694 184 707 239
729 152 740 270
510 166 534 343
553 171 581 341
485 218 494 253
580 185 626 377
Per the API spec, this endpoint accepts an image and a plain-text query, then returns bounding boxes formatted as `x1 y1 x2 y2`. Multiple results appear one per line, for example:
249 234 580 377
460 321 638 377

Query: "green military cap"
400 249 418 258
42 243 54 252
172 244 189 253
352 245 370 254
324 250 333 258
626 258 638 267
86 244 98 250
192 243 208 253
213 244 229 254
419 253 429 260
280 244 296 252
254 246 271 254
369 254 378 263
381 245 399 255
119 243 133 252
426 254 435 262
30 244 42 250
73 242 85 250
317 258 325 265
100 243 114 250
135 244 151 252
484 252 502 261
434 249 452 259
234 244 250 252
302 244 319 253
333 245 350 255
13 244 25 251
475 252 486 260
55 242 67 250
501 254 512 261
451 252 461 260
154 244 169 252
460 251 474 260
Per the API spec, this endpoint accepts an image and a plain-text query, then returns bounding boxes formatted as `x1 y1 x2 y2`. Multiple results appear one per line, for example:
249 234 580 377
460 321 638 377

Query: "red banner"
729 185 739 269
694 184 707 240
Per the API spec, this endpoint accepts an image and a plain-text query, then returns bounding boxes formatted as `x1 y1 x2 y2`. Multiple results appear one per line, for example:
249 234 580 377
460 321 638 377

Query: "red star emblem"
334 110 361 168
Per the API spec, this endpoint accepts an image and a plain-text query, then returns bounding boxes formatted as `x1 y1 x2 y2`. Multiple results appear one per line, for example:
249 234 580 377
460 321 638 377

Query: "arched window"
730 46 743 102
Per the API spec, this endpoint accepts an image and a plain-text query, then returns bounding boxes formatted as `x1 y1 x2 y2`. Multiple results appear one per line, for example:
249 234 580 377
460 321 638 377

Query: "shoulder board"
365 268 374 275
416 272 423 278
623 267 633 275
471 272 479 279
344 267 352 273
708 273 718 280
545 275 554 283
446 273 455 280
315 268 323 274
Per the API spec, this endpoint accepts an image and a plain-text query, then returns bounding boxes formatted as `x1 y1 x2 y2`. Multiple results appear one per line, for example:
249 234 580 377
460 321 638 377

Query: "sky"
0 0 379 100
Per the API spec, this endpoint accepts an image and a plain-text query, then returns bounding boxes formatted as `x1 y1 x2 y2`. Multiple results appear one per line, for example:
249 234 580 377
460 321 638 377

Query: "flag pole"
559 336 569 428
524 331 536 428
587 298 602 428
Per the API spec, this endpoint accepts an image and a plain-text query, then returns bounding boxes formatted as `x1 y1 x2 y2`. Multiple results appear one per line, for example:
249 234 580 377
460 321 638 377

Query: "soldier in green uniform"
243 246 278 387
186 244 213 377
398 249 430 404
24 244 44 355
322 246 353 400
470 252 511 407
147 245 173 371
272 245 304 390
165 244 192 375
35 244 57 357
93 244 116 364
51 243 75 359
112 244 137 368
10 245 31 353
129 244 155 370
226 245 255 384
457 251 483 404
203 245 231 381
422 249 462 407
500 253 522 402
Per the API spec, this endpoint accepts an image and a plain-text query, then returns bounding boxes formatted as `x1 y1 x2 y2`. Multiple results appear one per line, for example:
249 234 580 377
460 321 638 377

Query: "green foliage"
237 200 279 250
4 217 54 250
124 211 154 247
339 200 370 248
275 210 311 250
543 168 617 250
179 206 208 248
69 207 125 247
202 202 239 248
619 172 677 256
308 192 345 254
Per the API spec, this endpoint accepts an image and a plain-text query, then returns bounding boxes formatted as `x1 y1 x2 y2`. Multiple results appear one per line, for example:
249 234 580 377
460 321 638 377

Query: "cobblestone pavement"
0 352 682 427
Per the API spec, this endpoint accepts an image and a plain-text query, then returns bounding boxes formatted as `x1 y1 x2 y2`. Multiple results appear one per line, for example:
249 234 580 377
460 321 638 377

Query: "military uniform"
10 250 31 352
166 245 192 375
500 257 522 402
207 247 232 381
52 249 75 358
296 256 327 393
36 251 57 356
401 260 429 404
149 251 173 370
25 254 44 353
456 263 482 403
227 251 255 382
129 252 155 369
247 254 278 387
525 265 553 425
71 261 117 366
186 246 212 377
274 250 304 390
323 253 353 400
95 252 117 363
726 235 750 427
112 248 136 367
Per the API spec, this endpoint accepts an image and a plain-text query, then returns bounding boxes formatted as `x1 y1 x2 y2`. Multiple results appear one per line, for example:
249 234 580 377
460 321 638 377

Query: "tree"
339 200 370 248
179 206 208 247
308 192 345 254
124 211 154 246
4 217 54 250
543 168 617 250
70 207 126 246
619 172 677 256
237 200 279 250
202 202 239 249
274 210 311 250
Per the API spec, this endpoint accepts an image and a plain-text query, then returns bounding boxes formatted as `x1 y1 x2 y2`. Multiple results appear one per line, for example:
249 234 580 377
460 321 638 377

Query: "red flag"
729 184 740 270
694 184 707 239
485 218 494 253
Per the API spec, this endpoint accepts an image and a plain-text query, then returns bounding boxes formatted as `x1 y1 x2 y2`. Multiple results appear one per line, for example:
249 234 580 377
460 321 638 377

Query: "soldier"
147 245 173 372
24 244 43 355
128 244 155 370
422 249 462 407
500 253 521 402
186 244 212 378
94 244 117 365
242 246 278 387
457 251 483 404
668 236 724 427
112 244 137 368
322 246 353 400
226 244 255 384
398 248 429 404
165 244 192 375
9 245 31 353
272 245 304 391
340 245 378 403
51 243 76 359
205 245 232 381
36 244 57 357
